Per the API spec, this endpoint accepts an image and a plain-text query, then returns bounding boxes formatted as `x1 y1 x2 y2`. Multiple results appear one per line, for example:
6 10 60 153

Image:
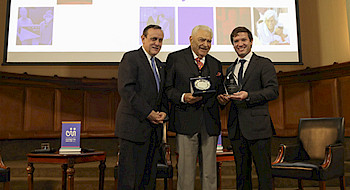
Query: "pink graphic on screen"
16 7 54 45
178 7 214 45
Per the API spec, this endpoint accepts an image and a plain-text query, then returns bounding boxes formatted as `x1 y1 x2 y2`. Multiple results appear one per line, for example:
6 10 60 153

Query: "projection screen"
3 0 302 64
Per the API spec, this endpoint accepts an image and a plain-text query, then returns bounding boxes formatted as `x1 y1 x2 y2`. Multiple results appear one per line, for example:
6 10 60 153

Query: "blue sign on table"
59 121 81 154
217 133 223 152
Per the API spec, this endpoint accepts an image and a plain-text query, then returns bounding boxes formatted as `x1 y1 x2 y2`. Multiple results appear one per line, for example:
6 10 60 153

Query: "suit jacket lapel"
206 56 218 84
184 47 200 76
227 59 239 84
241 53 257 87
138 47 159 94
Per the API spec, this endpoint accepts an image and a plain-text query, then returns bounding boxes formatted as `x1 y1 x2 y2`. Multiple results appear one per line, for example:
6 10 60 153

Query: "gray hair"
264 9 277 21
191 25 213 39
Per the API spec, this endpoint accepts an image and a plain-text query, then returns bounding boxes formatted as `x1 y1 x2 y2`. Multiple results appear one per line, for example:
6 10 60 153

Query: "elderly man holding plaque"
165 25 224 190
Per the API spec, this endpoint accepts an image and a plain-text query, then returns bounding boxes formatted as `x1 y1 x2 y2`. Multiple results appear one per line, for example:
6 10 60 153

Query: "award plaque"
190 76 216 96
224 72 241 94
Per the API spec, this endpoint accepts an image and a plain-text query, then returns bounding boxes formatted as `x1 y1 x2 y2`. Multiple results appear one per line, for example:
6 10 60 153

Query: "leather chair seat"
0 168 10 182
0 154 10 190
156 163 173 179
272 160 327 180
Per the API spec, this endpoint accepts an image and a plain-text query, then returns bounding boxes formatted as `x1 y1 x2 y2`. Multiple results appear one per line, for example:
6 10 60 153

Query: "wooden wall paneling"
54 89 84 132
0 85 24 139
84 90 116 137
54 89 61 133
269 85 286 136
338 75 350 136
283 82 311 131
310 78 339 118
24 87 56 138
2 62 350 139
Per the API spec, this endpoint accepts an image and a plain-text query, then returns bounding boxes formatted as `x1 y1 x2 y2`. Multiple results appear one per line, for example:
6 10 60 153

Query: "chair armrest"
321 143 344 170
272 143 308 164
164 144 172 166
272 144 286 164
0 161 8 170
114 146 120 180
0 155 9 170
115 146 120 167
160 143 172 166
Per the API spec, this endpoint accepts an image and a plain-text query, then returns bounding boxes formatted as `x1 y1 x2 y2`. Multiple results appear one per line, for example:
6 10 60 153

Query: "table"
216 151 235 190
26 151 106 190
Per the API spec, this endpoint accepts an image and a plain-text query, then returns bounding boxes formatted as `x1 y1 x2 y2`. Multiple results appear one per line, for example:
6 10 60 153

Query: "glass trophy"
224 71 241 94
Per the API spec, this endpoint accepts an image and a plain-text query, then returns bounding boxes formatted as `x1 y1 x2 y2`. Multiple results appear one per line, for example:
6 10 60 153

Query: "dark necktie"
238 59 246 85
151 57 160 92
195 57 204 70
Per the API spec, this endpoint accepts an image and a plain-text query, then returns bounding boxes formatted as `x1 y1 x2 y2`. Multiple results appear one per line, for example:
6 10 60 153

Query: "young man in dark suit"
165 25 224 190
115 25 168 189
217 26 279 190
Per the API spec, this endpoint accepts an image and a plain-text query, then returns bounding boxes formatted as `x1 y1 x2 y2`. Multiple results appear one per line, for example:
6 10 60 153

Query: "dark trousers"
117 128 160 190
230 128 272 190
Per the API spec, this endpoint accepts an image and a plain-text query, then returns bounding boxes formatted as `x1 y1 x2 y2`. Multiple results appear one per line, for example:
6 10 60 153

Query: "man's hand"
147 110 167 124
228 91 248 101
217 94 230 105
184 93 202 104
157 112 167 122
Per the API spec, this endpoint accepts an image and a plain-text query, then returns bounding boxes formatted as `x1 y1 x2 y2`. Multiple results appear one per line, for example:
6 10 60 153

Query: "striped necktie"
195 57 204 70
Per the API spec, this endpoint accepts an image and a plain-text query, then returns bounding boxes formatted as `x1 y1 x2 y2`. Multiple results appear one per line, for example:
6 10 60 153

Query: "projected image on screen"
4 0 301 64
57 0 92 5
140 7 175 45
216 7 251 45
178 7 214 45
254 8 290 45
16 7 54 46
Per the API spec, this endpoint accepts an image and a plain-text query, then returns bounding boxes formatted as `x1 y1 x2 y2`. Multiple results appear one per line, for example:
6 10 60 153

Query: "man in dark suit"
217 26 279 190
165 25 224 190
115 25 168 189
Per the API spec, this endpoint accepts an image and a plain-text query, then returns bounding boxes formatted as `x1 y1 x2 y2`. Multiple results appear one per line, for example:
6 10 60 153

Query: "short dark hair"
143 25 162 37
230 26 253 45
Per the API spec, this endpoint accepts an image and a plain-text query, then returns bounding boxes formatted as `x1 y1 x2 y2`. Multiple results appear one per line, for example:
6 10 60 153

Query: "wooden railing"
1 61 350 139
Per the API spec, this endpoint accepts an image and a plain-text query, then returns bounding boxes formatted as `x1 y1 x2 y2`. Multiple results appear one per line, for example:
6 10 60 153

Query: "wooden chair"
272 117 345 190
0 153 10 190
